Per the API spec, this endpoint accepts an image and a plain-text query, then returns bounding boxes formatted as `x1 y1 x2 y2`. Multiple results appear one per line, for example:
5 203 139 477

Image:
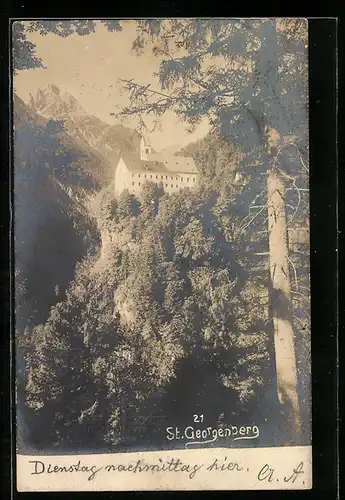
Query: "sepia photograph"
13 18 311 491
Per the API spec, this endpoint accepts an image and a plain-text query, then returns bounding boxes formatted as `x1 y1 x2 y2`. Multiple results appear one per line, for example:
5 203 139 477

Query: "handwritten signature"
27 458 307 486
258 462 305 485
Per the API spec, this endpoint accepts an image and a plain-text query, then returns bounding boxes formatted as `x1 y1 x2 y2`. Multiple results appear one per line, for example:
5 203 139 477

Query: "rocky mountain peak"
23 87 141 180
29 84 85 120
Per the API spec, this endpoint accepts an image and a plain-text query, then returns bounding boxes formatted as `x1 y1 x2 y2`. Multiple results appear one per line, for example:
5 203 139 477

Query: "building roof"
118 152 198 176
119 153 172 174
147 153 197 174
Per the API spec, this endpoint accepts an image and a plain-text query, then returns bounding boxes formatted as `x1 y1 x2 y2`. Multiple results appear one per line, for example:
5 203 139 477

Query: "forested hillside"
14 94 101 332
14 18 310 455
15 88 276 451
16 94 309 453
176 131 243 192
20 181 276 452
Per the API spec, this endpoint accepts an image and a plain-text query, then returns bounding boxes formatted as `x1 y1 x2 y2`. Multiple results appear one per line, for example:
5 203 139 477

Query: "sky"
13 21 210 151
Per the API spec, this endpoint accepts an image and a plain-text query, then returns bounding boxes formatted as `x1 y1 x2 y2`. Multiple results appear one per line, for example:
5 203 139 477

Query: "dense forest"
14 19 310 454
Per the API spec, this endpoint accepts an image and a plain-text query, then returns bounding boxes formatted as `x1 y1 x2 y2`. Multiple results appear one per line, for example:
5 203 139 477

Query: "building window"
181 177 184 181
156 175 158 179
165 184 168 187
166 176 168 179
132 173 134 177
132 182 135 186
176 185 178 188
171 176 173 180
138 174 141 178
150 175 152 178
187 178 190 182
193 177 196 182
144 174 147 178
161 175 163 179
138 182 141 186
176 177 178 180
171 184 173 188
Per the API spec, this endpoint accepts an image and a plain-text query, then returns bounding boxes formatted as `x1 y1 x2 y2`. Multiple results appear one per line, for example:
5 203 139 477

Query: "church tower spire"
140 135 152 161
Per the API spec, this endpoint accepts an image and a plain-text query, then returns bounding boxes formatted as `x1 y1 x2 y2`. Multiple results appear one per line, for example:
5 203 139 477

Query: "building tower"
140 135 153 161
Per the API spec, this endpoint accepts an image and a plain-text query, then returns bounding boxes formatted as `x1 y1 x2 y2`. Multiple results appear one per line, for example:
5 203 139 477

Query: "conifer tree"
116 19 309 440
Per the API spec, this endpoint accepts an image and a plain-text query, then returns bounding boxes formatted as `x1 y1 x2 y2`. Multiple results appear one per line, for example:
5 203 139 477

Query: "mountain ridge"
14 92 112 189
14 93 101 331
28 84 141 181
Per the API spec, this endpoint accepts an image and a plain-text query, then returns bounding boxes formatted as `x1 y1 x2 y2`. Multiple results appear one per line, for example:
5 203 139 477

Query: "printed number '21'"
193 414 204 423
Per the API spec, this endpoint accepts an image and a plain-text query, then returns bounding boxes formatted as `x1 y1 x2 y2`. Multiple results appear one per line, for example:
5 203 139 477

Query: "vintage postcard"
13 18 311 491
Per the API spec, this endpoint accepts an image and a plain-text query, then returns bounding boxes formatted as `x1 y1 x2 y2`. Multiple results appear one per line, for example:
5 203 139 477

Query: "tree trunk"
267 168 301 439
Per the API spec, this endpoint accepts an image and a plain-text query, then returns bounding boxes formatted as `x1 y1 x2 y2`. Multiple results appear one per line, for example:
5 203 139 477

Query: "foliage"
15 19 310 449
116 18 310 438
117 19 309 239
120 20 307 144
14 116 99 332
176 130 242 193
20 183 272 450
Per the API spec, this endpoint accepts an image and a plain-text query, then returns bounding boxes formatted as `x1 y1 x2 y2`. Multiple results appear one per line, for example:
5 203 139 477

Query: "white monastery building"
114 136 199 197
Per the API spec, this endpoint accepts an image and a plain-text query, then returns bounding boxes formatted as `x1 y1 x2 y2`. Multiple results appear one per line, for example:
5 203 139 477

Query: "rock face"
29 84 85 119
29 84 141 182
13 93 100 330
13 86 145 332
14 92 111 188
